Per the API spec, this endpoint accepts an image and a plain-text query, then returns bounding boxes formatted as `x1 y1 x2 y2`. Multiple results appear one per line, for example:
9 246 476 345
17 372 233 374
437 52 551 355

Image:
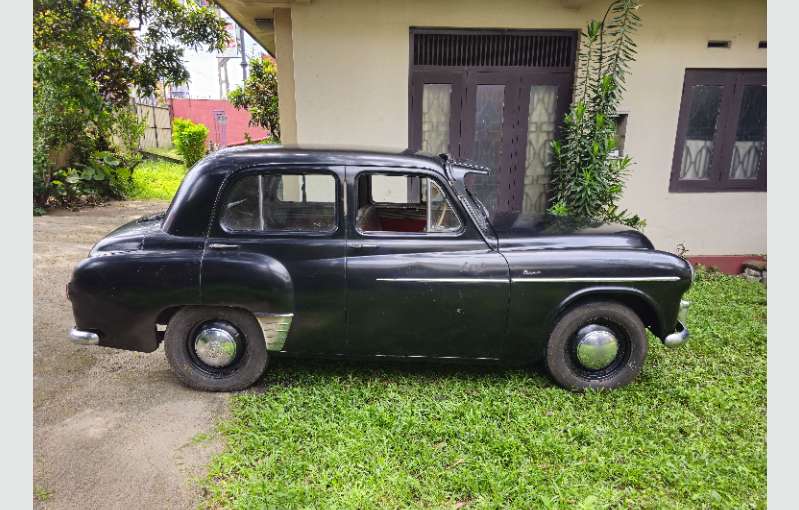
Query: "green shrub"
172 118 209 168
46 150 142 207
33 48 145 211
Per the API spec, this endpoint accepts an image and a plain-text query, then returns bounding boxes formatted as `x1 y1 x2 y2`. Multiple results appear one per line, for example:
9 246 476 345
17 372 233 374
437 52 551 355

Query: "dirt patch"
33 201 229 509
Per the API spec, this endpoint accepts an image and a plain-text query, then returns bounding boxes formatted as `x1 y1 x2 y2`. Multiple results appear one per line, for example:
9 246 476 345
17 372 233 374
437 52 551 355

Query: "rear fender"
69 250 202 352
200 250 295 351
200 250 294 315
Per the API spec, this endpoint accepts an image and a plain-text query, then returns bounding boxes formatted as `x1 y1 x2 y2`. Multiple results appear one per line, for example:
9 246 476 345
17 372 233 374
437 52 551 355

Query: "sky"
176 11 267 100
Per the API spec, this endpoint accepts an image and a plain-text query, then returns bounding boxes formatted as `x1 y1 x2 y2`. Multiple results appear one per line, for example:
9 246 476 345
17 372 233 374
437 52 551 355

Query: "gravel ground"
33 201 228 509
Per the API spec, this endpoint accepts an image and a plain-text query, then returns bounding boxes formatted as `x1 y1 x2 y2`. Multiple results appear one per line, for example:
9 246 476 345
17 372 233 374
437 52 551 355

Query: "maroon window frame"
669 69 767 192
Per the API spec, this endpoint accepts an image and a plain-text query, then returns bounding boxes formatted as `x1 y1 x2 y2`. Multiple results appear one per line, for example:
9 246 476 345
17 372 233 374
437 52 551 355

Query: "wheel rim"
567 320 631 380
194 326 239 367
188 320 245 376
575 325 619 370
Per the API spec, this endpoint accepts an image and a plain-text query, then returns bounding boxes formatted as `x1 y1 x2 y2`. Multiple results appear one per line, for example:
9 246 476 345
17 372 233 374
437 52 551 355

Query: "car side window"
220 172 337 233
356 172 462 234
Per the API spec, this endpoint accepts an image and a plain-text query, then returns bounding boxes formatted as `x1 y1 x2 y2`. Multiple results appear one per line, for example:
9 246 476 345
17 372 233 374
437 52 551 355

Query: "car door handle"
208 243 239 250
351 243 378 250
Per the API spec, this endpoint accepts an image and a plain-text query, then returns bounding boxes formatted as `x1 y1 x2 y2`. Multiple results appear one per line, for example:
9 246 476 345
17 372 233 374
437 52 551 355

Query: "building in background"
216 0 767 270
171 98 269 148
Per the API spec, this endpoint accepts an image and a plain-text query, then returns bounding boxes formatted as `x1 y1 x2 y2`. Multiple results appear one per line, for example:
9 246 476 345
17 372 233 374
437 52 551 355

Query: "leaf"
103 154 121 166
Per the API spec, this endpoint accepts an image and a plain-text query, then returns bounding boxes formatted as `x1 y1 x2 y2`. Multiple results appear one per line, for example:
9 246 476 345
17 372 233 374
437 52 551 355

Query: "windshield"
451 176 493 237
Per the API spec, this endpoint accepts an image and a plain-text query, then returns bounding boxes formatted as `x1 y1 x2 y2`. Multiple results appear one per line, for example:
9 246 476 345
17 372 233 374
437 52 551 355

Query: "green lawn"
141 146 183 162
203 271 766 509
130 160 186 201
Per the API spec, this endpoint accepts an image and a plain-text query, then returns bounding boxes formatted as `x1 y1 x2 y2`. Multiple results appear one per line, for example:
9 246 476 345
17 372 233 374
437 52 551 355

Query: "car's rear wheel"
164 307 268 392
545 301 648 391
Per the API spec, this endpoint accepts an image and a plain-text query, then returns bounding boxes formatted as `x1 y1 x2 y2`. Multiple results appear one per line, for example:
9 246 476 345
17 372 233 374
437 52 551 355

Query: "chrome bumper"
663 300 690 347
69 327 99 346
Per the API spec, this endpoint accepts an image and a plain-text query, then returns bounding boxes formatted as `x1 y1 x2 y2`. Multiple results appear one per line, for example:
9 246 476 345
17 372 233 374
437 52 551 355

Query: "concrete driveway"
33 201 228 509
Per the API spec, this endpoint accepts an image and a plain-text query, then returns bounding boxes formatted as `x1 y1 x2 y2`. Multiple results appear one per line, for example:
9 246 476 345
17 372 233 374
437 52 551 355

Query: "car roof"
201 144 448 175
162 145 487 237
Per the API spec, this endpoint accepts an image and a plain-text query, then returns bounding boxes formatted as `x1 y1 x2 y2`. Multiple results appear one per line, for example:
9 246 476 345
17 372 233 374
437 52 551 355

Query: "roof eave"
214 0 310 54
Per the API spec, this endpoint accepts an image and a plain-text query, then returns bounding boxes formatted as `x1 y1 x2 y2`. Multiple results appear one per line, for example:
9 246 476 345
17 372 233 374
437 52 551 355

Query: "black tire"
545 301 648 391
164 306 268 392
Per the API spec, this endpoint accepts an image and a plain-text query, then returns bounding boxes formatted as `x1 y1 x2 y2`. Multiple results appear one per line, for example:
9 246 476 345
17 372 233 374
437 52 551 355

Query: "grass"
192 432 211 444
203 271 766 509
141 146 183 162
130 160 186 201
34 486 52 502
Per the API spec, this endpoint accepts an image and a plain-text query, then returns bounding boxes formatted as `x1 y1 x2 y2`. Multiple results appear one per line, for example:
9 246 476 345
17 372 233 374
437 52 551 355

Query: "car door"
345 166 510 359
203 165 347 354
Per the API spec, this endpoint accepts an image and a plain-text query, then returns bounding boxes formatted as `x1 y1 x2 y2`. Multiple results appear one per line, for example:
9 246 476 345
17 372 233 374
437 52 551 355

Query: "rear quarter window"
220 172 337 233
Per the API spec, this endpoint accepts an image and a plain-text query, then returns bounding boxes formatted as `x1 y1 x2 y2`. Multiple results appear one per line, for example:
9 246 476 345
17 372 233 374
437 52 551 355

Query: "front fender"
552 285 665 337
501 248 692 361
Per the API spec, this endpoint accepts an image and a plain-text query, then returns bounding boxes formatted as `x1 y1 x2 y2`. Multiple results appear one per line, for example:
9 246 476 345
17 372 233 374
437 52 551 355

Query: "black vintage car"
67 146 692 392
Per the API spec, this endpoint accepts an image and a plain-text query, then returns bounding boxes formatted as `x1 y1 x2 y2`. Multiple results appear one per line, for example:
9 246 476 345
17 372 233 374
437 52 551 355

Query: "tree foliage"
548 0 644 228
34 0 229 104
229 58 281 142
33 0 229 208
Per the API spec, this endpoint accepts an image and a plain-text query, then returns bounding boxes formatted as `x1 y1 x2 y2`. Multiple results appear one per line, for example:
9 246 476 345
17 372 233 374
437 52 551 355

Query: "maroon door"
408 29 577 217
460 71 519 215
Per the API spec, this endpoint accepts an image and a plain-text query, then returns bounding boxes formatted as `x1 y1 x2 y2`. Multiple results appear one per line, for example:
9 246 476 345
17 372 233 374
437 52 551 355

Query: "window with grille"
670 69 766 192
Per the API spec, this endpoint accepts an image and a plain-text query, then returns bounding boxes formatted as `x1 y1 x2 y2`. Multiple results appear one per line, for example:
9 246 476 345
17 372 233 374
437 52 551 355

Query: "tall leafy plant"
548 0 644 228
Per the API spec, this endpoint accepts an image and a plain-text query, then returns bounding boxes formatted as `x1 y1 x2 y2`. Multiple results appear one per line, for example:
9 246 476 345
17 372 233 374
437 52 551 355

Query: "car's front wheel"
545 301 648 391
164 306 268 392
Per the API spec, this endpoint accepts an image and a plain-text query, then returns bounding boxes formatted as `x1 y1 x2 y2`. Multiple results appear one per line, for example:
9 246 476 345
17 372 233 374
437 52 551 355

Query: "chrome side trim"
255 313 294 351
377 276 680 284
69 327 99 346
512 276 681 283
376 277 507 283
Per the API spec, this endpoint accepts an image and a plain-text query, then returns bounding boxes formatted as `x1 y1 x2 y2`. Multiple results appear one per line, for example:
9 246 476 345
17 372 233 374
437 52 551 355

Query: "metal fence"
133 100 172 149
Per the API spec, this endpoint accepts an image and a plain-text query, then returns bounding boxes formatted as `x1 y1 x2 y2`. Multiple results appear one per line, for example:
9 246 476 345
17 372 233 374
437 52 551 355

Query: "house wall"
282 0 766 255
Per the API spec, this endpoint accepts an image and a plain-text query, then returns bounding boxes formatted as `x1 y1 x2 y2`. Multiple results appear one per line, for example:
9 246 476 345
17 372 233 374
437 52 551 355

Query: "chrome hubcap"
194 324 239 368
575 325 619 370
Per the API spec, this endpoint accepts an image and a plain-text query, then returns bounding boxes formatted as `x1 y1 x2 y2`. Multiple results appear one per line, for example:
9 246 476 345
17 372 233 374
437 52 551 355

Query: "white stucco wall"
284 0 766 255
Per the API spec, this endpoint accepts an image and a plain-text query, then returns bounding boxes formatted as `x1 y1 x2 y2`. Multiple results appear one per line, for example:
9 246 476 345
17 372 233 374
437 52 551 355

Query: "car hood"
89 211 167 255
489 212 654 251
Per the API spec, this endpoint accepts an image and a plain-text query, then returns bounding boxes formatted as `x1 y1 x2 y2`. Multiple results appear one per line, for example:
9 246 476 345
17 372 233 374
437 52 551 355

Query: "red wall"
170 98 269 147
686 255 765 275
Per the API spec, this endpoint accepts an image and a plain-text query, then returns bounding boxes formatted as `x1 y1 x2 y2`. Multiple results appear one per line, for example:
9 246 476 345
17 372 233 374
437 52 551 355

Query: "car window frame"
214 166 343 238
353 168 467 239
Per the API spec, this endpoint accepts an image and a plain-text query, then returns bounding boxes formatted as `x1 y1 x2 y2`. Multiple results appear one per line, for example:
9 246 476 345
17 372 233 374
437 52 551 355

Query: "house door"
409 29 576 217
